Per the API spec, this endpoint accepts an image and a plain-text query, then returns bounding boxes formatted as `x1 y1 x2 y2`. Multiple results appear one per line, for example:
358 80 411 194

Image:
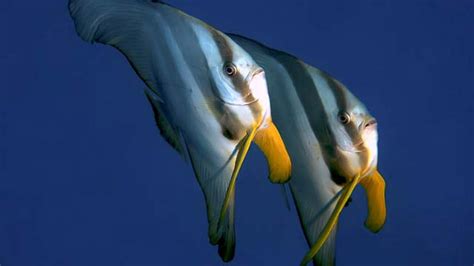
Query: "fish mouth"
360 118 377 131
228 68 264 106
247 68 265 88
365 118 377 127
350 117 377 152
251 67 264 77
219 68 264 106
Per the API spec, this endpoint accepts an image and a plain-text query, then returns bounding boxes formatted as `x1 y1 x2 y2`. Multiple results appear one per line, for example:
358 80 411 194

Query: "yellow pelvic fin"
219 127 258 227
253 121 292 184
300 175 361 266
359 170 386 233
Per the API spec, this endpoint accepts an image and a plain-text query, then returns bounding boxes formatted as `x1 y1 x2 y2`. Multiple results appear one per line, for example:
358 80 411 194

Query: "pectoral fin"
253 121 292 183
359 170 386 233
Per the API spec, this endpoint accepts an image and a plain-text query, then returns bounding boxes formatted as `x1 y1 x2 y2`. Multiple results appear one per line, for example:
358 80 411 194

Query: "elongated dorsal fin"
69 0 165 97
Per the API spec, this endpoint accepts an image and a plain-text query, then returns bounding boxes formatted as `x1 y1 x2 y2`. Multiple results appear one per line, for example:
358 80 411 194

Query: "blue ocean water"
1 0 472 265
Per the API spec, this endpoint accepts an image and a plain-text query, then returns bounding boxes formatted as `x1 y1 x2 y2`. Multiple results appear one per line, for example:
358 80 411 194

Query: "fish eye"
337 111 351 124
223 63 237 77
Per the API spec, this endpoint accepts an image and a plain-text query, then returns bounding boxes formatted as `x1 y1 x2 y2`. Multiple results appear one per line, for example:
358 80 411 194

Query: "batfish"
69 0 291 261
230 34 386 265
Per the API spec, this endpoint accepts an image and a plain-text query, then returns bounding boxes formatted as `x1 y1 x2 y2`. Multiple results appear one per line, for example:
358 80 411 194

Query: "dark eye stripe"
209 27 233 62
322 74 370 170
323 75 362 145
209 30 262 121
210 30 252 98
208 29 267 133
162 13 248 140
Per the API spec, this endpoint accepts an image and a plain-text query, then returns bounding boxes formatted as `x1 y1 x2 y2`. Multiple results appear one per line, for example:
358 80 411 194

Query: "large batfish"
69 0 291 261
230 34 386 265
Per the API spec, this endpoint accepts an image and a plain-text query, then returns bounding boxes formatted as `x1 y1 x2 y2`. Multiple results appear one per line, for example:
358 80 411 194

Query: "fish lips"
217 68 266 106
340 117 378 153
240 68 266 105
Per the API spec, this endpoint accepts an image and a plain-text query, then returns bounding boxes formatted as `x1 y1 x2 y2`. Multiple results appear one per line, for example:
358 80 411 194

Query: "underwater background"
1 0 472 265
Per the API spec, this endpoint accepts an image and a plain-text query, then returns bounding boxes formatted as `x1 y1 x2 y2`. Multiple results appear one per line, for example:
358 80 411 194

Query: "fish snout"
250 67 264 79
248 68 271 125
364 118 377 129
247 68 267 102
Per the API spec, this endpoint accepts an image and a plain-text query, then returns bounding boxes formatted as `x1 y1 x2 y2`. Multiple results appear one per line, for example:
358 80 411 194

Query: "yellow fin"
253 121 292 183
300 175 360 266
360 170 386 233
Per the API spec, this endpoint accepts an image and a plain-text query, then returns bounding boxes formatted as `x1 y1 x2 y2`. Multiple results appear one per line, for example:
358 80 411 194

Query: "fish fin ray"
280 184 291 211
290 186 340 266
183 139 237 261
144 89 184 155
69 0 165 96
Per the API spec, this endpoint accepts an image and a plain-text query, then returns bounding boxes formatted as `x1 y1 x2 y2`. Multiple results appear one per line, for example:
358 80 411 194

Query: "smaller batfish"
230 34 386 266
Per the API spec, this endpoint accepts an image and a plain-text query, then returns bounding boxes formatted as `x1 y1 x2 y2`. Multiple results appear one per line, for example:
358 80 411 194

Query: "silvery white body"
231 34 379 266
69 0 274 261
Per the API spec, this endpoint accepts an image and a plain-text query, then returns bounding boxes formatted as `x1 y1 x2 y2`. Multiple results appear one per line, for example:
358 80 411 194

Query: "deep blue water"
1 0 472 265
